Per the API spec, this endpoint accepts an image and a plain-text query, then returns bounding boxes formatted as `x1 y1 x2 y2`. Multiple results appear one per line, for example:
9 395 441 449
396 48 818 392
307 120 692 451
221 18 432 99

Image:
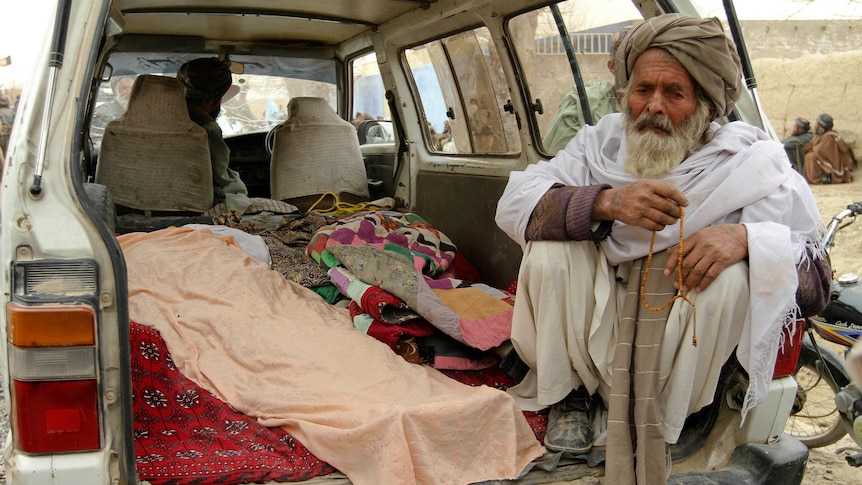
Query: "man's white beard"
624 101 711 178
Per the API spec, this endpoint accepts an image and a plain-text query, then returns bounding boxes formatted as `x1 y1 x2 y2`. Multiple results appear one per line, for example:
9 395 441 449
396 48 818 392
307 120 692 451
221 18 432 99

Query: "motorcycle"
785 201 862 466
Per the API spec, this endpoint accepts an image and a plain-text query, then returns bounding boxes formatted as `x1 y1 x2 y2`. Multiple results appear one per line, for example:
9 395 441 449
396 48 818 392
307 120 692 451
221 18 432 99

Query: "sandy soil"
799 175 862 485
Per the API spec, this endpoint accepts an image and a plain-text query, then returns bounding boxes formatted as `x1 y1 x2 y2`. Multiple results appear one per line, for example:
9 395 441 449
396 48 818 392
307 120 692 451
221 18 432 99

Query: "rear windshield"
91 53 338 147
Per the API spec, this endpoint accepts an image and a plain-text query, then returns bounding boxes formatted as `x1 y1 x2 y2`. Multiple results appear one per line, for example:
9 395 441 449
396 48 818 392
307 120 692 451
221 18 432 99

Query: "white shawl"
496 113 823 417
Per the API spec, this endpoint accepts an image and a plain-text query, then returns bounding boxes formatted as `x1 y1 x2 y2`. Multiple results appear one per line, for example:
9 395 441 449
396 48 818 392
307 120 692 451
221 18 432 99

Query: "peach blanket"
119 227 544 485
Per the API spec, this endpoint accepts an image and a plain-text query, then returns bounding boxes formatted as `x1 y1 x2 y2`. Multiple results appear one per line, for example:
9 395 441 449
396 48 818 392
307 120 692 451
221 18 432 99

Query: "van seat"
269 97 369 212
95 74 214 213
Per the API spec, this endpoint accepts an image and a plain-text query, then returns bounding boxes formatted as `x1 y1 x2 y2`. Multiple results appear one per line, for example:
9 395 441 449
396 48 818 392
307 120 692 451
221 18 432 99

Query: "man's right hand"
592 179 688 232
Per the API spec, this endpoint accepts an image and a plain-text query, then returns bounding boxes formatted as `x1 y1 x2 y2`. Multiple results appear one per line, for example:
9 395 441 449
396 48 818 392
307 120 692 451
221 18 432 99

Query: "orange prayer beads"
640 206 698 346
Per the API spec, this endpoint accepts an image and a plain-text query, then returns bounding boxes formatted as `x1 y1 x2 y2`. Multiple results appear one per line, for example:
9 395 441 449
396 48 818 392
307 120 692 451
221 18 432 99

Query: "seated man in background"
803 113 855 185
496 13 830 482
177 58 252 213
781 117 813 172
91 69 136 144
541 26 631 155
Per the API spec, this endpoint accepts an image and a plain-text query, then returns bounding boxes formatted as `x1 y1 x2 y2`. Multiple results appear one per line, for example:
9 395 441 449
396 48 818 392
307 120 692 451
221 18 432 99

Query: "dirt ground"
799 175 862 485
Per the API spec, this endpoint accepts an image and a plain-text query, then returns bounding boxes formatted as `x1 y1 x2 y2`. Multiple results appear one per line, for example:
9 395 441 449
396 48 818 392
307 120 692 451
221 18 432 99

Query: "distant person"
434 120 453 151
542 26 632 155
0 94 15 153
91 69 136 142
176 57 252 213
782 117 813 172
803 113 854 185
351 112 372 126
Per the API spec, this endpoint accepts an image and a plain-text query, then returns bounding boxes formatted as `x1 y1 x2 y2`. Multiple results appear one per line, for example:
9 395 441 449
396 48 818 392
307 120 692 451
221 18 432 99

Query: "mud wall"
742 20 862 153
753 51 862 151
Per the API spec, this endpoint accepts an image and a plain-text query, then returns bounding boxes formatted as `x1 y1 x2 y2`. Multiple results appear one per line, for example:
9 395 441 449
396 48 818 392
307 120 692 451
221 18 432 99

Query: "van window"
509 0 642 155
89 53 338 148
351 51 394 144
404 27 520 155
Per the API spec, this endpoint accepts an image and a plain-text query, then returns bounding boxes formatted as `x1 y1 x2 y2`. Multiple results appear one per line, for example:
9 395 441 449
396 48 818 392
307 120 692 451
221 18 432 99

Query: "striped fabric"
606 251 678 484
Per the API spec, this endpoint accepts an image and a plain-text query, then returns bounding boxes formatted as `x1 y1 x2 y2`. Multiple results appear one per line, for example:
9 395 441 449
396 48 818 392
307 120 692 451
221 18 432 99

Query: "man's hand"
664 224 748 293
593 180 688 231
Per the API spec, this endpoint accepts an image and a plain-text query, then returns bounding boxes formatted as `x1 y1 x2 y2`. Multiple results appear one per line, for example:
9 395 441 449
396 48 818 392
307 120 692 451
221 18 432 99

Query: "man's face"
626 48 699 131
114 78 134 105
206 100 222 120
622 48 711 178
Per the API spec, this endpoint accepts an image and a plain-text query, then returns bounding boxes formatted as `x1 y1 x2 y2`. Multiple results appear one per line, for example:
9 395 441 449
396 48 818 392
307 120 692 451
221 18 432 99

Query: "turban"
817 113 833 132
177 58 234 102
794 117 810 133
613 14 743 120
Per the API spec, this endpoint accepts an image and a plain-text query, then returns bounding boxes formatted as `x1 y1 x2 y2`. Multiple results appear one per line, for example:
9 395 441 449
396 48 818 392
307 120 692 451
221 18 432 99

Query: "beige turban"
613 14 743 119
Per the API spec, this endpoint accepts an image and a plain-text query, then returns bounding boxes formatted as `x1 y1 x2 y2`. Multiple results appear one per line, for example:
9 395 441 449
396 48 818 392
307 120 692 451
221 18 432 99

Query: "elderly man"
782 117 813 172
495 13 830 482
803 113 855 185
177 57 252 213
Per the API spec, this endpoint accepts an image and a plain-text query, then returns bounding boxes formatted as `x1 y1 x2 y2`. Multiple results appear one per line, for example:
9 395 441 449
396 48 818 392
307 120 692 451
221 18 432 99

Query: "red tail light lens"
773 319 805 378
11 379 100 452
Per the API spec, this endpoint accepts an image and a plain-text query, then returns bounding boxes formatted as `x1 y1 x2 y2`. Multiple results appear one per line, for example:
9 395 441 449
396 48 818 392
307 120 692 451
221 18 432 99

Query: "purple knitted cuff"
565 184 611 241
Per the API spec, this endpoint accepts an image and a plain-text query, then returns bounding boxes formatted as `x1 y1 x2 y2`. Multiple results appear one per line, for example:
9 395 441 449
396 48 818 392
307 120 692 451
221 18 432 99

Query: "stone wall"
741 20 862 60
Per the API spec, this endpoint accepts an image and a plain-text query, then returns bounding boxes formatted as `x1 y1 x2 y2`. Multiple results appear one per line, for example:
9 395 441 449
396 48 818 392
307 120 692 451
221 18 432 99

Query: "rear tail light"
11 379 100 452
6 259 101 454
772 318 805 378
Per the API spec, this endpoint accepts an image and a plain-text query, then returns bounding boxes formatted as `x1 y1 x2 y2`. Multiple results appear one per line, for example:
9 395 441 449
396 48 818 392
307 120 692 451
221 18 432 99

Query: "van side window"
351 51 392 135
404 27 520 155
509 0 641 155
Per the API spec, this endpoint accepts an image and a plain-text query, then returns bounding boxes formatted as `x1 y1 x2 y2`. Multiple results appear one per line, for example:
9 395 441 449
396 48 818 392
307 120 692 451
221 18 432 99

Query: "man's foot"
544 388 593 453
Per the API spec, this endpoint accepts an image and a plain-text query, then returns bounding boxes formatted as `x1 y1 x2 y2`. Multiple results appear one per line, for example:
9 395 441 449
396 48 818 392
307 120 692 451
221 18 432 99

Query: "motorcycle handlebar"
821 202 862 250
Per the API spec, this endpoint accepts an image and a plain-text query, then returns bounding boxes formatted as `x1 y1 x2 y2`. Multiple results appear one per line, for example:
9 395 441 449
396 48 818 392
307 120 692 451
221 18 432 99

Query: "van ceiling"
113 0 435 45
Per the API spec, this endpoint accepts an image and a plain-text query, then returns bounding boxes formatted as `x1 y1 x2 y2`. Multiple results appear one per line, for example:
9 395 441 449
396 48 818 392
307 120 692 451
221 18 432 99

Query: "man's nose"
646 92 665 115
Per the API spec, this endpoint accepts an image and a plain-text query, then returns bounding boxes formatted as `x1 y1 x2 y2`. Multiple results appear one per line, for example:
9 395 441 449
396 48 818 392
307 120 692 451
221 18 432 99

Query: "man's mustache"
635 113 673 135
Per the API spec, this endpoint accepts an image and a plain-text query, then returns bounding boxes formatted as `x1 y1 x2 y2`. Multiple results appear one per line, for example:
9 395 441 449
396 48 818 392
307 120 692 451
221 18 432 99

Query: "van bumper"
4 447 114 485
669 434 808 485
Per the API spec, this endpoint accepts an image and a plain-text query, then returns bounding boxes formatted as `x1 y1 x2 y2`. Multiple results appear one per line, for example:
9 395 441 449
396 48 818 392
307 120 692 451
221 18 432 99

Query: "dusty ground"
799 175 862 485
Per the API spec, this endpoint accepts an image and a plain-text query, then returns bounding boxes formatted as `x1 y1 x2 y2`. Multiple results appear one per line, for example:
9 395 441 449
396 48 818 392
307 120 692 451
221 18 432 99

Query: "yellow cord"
640 206 698 346
307 192 387 216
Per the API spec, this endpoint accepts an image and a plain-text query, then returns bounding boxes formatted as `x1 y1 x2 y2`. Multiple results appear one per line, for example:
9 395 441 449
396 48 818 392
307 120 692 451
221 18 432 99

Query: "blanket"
308 210 456 276
119 227 545 485
316 217 514 352
131 321 551 484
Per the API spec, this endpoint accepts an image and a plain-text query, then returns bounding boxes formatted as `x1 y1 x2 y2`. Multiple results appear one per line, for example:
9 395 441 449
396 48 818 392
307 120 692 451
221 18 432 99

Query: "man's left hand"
663 224 748 293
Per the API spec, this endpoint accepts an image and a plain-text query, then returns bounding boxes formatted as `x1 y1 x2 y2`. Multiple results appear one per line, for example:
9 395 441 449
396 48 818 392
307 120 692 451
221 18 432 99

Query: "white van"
1 0 808 483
